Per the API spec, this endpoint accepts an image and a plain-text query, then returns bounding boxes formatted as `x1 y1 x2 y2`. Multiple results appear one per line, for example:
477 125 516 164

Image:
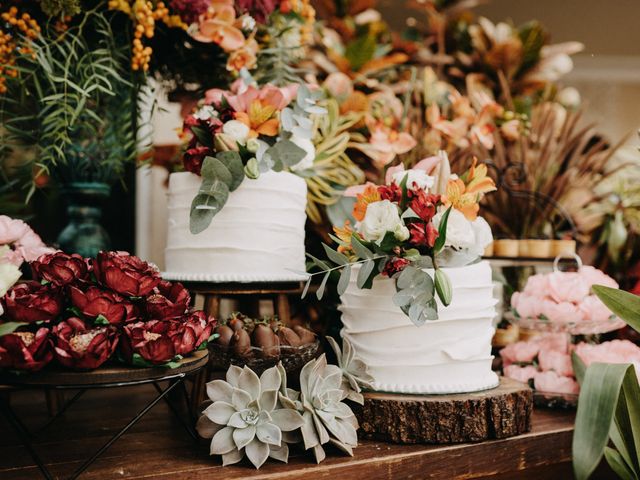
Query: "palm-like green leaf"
593 286 640 332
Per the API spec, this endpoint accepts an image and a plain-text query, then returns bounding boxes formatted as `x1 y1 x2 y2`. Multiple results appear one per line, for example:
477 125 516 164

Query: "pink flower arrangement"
0 251 216 372
0 215 55 267
501 334 640 395
510 266 620 327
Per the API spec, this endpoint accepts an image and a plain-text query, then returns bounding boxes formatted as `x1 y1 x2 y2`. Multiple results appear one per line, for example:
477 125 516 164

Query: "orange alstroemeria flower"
227 85 294 137
333 221 355 255
353 184 381 222
465 158 497 196
443 158 496 221
192 1 245 52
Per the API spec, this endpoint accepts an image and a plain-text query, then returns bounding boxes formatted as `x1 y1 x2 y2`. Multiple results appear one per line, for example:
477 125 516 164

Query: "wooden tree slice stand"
354 377 532 444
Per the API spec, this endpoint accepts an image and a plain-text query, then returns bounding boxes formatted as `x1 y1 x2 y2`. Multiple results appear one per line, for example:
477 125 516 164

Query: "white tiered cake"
164 171 307 282
340 260 499 394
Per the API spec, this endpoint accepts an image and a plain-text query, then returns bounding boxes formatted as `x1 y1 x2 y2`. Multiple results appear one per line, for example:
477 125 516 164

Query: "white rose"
394 224 410 241
222 120 250 145
470 216 493 256
194 105 217 121
0 261 21 299
288 136 316 172
359 200 403 244
393 169 434 191
433 208 475 250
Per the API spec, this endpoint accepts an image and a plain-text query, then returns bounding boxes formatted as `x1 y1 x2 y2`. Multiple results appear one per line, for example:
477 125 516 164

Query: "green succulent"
326 336 373 404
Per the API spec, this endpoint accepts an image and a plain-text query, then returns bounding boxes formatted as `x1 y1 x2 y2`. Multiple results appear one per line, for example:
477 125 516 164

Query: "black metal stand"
0 352 207 480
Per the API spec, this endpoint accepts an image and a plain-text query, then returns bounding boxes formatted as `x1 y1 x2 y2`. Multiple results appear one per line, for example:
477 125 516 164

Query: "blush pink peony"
538 349 573 376
522 273 550 297
511 291 542 318
499 341 540 366
534 371 580 394
575 340 640 367
504 365 538 384
578 295 614 323
579 265 618 289
547 271 590 304
539 299 583 323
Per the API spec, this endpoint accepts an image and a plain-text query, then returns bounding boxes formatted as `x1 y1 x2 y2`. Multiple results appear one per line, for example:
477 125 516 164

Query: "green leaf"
351 234 374 259
94 314 110 326
301 278 311 299
378 231 399 251
433 206 452 253
593 286 640 332
216 151 245 191
190 125 214 148
337 265 351 296
344 34 377 72
604 447 636 480
306 253 331 271
572 351 587 385
265 140 306 170
357 259 375 289
0 322 27 337
201 156 232 186
317 272 330 300
573 363 631 480
434 269 452 306
189 179 230 234
322 243 349 265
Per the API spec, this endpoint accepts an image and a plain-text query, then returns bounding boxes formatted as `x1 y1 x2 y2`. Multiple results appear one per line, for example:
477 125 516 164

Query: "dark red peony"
172 310 215 355
120 320 178 365
169 0 209 23
52 318 119 370
69 286 138 325
237 0 281 23
0 327 53 371
409 222 439 248
382 257 410 277
94 251 161 297
408 190 440 223
185 310 216 349
145 281 191 320
183 146 212 175
31 252 90 286
3 282 64 323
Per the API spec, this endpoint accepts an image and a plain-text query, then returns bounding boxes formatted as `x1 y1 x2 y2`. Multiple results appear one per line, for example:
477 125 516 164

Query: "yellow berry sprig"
0 7 41 94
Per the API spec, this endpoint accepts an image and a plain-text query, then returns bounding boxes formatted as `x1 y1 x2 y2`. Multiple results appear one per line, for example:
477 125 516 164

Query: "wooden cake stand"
355 377 532 444
0 350 208 480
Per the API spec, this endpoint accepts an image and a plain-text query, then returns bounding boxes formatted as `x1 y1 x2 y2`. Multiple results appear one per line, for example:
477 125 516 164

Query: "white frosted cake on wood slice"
164 171 307 282
340 260 499 394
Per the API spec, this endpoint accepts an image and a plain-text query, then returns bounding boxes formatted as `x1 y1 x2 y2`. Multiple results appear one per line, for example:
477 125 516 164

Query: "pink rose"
538 349 573 376
523 274 550 297
511 292 542 318
578 295 614 323
504 365 538 384
579 265 618 290
575 340 640 367
540 300 583 323
204 88 225 105
534 371 580 394
533 333 569 354
499 341 540 366
547 271 590 303
0 216 30 244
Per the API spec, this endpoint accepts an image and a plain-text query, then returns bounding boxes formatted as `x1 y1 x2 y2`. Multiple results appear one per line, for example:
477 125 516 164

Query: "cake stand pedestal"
354 377 532 444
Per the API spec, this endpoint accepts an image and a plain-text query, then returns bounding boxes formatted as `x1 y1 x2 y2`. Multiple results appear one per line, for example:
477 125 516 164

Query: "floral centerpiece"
0 250 215 372
304 153 496 325
181 75 326 233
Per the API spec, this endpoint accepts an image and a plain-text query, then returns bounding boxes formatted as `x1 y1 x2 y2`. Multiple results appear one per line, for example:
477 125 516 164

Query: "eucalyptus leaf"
301 278 311 299
266 140 306 169
306 253 331 271
201 156 233 187
350 234 373 259
322 244 349 265
317 272 330 300
397 265 419 289
216 151 245 190
337 265 351 296
357 260 375 289
189 179 230 234
190 125 214 148
0 322 26 337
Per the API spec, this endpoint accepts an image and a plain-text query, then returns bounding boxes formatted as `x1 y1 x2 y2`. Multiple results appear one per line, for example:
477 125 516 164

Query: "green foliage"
0 8 141 200
344 35 376 72
39 0 82 18
0 322 27 337
573 286 640 479
393 266 437 326
189 152 245 234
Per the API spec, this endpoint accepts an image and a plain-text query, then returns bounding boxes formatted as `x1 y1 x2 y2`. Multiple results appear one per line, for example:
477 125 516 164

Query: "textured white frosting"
164 171 307 282
340 260 499 394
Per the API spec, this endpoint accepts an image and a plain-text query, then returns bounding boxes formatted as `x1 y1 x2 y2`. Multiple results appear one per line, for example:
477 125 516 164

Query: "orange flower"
353 184 381 222
443 158 496 220
227 85 291 137
464 158 497 196
192 1 245 52
226 39 258 72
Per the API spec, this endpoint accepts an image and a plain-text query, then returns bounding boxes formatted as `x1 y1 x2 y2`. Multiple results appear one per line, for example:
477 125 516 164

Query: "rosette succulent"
278 355 359 463
326 336 373 404
52 317 119 370
0 327 52 371
197 365 304 469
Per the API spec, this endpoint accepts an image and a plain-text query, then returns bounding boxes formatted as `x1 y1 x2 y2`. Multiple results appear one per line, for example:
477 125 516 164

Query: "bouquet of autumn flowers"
181 76 325 233
305 154 496 325
0 251 215 372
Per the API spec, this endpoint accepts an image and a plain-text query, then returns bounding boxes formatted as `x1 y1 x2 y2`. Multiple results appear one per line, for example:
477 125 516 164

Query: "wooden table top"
0 383 606 479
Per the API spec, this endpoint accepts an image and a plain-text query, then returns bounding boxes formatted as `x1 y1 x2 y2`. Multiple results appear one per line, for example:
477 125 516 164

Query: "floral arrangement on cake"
510 266 623 331
197 336 372 468
0 250 215 372
181 75 326 233
303 153 496 325
502 334 640 396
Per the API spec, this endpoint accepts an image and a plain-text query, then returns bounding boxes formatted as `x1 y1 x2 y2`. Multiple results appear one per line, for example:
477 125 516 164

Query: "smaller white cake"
164 171 307 282
340 261 499 394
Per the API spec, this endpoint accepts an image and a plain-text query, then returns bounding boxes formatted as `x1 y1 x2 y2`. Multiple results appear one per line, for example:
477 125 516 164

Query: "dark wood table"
0 384 612 479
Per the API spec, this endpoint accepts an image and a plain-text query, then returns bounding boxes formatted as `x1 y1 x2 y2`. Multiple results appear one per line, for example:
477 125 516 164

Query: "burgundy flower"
183 146 212 175
3 282 64 323
145 281 191 320
409 222 439 248
237 0 281 23
378 183 402 203
120 320 177 365
409 190 440 223
94 251 160 297
31 252 90 286
69 286 138 325
0 327 53 372
52 318 119 370
168 0 209 23
184 310 216 350
382 257 410 277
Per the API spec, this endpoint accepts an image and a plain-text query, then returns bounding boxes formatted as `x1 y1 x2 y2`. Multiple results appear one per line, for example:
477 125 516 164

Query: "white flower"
354 8 381 25
222 120 250 145
393 170 434 191
194 105 217 121
359 200 403 244
0 260 21 298
557 87 581 109
433 208 476 250
288 136 316 172
470 216 493 256
394 224 410 242
241 15 256 31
